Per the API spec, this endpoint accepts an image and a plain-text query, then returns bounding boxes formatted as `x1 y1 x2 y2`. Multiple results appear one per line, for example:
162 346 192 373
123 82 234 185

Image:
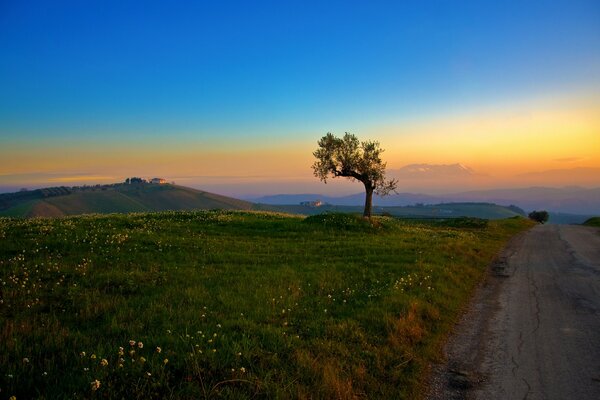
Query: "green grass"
0 211 533 399
583 217 600 227
0 199 37 217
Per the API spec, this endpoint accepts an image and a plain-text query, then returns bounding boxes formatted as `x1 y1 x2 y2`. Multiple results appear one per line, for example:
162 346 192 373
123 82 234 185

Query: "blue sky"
1 0 599 194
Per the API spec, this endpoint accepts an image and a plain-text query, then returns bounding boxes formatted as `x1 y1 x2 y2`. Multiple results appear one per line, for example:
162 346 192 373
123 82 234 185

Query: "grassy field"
0 211 533 399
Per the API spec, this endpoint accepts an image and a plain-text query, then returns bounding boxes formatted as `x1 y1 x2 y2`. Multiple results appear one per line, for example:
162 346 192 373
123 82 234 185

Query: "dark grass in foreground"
0 211 533 399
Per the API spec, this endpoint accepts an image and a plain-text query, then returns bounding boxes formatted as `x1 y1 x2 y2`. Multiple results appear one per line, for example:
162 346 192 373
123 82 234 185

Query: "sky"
1 0 599 196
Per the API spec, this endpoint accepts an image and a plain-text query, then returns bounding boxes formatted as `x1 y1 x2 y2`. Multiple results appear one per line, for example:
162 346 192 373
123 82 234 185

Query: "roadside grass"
583 217 600 227
0 211 533 399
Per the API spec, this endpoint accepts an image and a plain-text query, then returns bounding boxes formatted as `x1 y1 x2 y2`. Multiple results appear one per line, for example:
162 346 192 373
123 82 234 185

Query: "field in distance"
0 182 526 221
0 211 533 398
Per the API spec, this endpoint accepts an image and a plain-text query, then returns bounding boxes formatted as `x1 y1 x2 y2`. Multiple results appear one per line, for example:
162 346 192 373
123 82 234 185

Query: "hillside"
0 210 533 398
0 183 253 217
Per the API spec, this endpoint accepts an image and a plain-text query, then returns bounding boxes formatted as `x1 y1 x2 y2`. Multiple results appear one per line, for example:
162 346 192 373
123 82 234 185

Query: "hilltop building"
125 177 167 184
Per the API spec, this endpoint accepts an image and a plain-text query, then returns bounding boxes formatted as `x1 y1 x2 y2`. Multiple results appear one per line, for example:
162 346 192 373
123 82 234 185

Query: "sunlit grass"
0 211 533 399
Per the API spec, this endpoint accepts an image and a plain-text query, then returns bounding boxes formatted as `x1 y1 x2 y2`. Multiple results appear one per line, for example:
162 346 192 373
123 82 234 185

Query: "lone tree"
312 132 397 218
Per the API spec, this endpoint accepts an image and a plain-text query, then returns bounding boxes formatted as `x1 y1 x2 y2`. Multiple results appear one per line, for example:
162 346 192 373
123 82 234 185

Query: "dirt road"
428 224 600 400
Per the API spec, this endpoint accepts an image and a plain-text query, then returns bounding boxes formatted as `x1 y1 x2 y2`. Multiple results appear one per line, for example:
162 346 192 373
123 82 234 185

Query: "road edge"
425 229 530 400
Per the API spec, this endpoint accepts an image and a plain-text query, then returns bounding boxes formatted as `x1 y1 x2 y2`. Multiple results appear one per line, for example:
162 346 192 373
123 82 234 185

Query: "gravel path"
427 224 600 400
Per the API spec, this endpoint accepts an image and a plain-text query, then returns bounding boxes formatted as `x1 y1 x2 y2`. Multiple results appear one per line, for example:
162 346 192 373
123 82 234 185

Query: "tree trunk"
363 186 374 218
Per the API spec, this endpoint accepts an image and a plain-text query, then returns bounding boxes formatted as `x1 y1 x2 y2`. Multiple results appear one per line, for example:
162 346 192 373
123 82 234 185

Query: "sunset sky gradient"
1 0 599 195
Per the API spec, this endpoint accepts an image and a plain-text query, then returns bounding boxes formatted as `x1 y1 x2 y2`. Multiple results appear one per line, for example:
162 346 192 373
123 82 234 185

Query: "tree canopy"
312 132 397 218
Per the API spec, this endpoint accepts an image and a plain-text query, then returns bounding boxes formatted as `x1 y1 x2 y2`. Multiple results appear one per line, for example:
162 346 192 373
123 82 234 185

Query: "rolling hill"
1 182 529 220
0 183 253 217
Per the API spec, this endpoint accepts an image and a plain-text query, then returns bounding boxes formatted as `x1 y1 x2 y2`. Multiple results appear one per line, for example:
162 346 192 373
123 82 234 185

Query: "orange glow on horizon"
1 96 599 191
379 99 600 178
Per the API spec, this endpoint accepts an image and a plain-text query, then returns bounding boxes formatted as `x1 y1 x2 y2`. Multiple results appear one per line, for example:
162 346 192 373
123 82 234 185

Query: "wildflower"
163 358 169 364
156 346 162 353
146 372 151 377
118 363 123 368
139 357 146 363
42 372 48 376
91 379 101 391
100 359 108 367
90 354 97 360
236 352 242 356
83 367 89 372
80 351 86 357
240 367 246 373
129 350 135 357
118 346 124 355
129 340 136 346
137 341 143 349
217 324 221 328
22 357 30 364
9 396 17 400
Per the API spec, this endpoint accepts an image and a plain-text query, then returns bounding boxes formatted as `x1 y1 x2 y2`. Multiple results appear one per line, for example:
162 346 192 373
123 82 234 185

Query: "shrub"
528 210 549 224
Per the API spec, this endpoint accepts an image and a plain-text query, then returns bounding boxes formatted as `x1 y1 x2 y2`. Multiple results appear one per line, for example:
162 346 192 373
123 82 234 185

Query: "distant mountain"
0 183 253 218
388 163 476 179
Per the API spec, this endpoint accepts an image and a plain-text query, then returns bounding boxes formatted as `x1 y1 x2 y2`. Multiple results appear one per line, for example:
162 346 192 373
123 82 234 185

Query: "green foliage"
0 210 533 399
583 217 600 227
312 132 397 217
528 210 549 224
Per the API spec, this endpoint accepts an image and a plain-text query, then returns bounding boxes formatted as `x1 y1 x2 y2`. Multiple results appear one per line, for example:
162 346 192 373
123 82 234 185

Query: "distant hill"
252 186 600 215
255 202 525 220
249 192 440 206
0 183 253 217
388 163 476 178
446 187 600 215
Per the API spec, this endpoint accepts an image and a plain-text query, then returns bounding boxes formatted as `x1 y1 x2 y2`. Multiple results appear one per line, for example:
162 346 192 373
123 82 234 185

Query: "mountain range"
250 186 600 215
